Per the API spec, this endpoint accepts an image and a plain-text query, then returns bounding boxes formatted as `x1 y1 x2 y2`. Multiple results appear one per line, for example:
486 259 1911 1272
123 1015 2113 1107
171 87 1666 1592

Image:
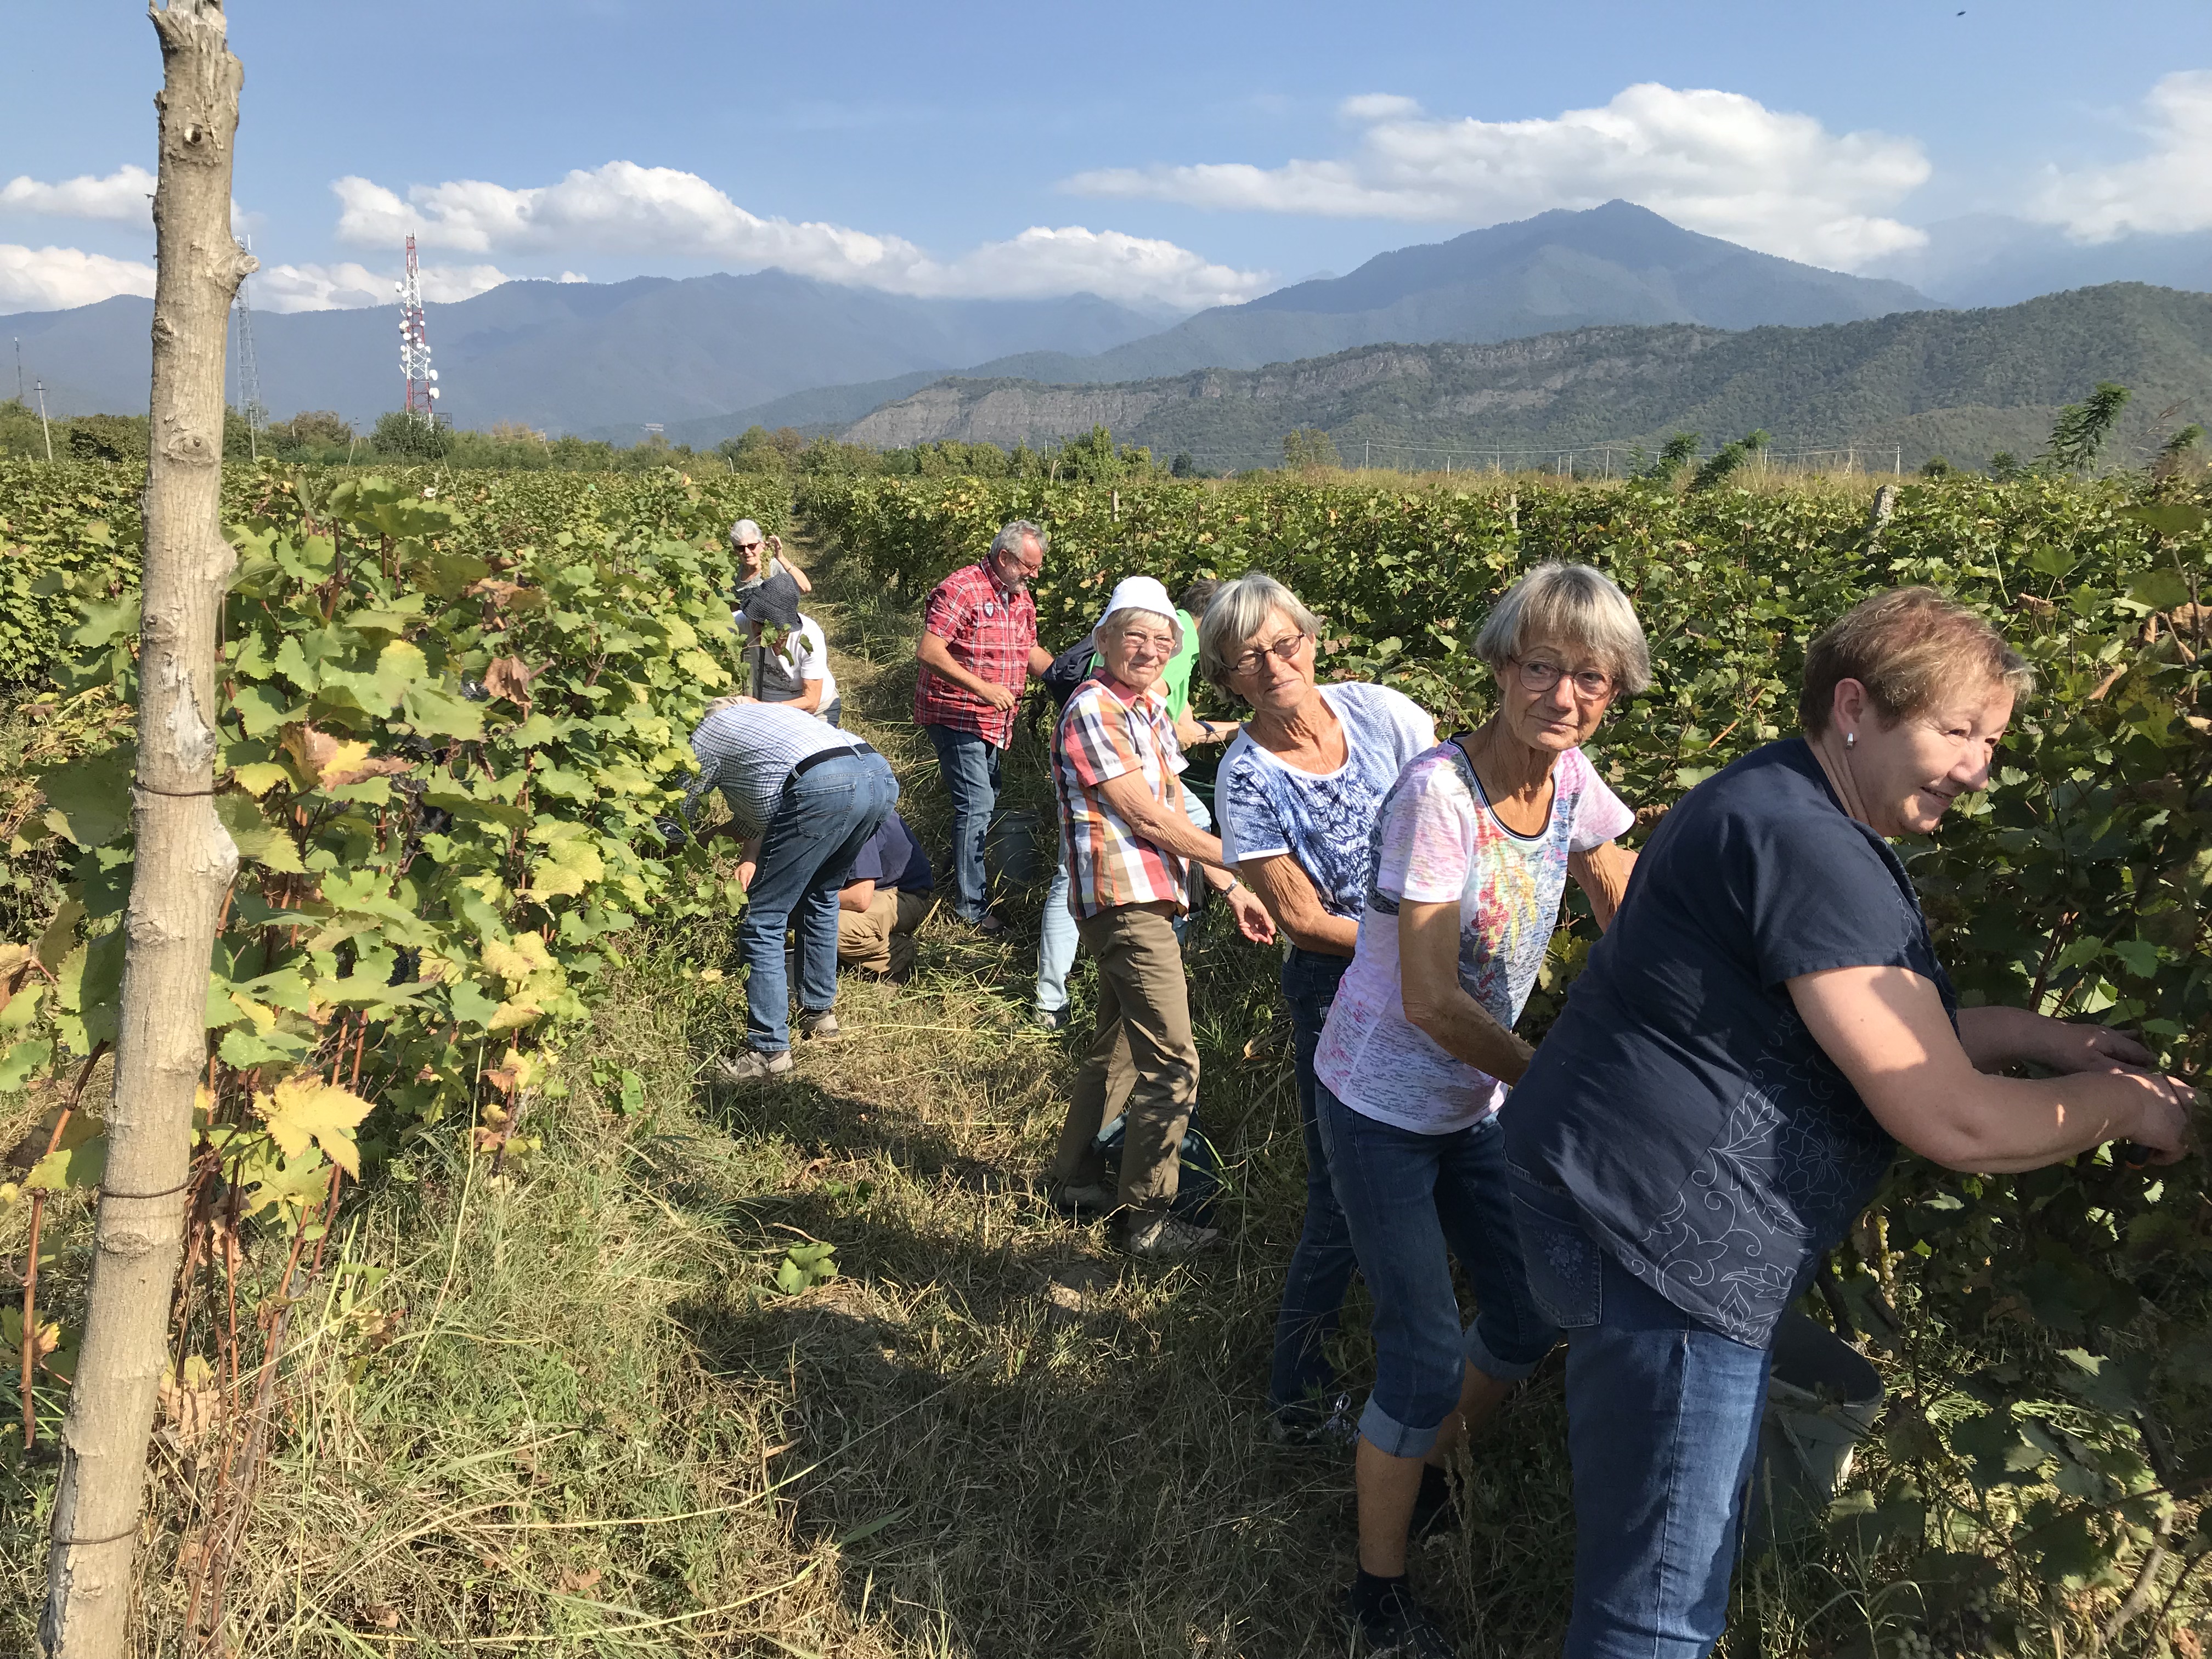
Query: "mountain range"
842 284 2212 474
5 201 2205 453
7 274 1167 433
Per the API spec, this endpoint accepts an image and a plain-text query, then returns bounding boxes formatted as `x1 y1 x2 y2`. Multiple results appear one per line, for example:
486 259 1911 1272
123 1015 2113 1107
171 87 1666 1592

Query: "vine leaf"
281 724 413 792
25 1113 108 1193
38 743 135 848
214 793 306 874
255 1073 373 1178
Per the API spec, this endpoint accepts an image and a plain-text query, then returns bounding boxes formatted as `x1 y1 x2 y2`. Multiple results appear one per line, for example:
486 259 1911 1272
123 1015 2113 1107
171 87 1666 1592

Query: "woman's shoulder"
1666 739 1884 861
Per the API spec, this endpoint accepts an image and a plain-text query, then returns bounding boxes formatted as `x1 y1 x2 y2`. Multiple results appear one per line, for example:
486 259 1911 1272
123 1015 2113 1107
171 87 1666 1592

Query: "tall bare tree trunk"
41 4 249 1652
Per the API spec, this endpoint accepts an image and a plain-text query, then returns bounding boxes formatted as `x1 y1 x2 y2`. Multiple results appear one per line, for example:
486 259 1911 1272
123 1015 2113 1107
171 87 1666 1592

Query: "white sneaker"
1119 1212 1220 1259
714 1048 792 1082
795 1009 842 1041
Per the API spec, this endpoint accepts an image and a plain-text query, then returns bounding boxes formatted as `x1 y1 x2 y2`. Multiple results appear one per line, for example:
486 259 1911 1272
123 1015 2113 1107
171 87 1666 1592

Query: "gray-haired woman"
1201 572 1437 1444
1314 563 1647 1658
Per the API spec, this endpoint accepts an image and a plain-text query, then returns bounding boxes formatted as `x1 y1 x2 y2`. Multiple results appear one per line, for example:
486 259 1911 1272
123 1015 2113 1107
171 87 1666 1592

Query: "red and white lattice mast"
393 234 440 422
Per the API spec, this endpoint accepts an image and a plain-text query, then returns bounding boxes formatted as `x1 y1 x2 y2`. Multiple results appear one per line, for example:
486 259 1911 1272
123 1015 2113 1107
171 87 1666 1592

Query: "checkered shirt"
911 561 1038 747
1054 675 1190 919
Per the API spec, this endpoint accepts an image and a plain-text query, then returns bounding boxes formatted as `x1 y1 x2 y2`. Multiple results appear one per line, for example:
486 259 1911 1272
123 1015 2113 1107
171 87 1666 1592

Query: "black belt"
786 741 877 787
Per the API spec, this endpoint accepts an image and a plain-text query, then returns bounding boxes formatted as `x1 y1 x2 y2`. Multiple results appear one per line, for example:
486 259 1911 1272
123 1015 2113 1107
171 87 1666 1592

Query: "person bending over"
837 810 937 983
681 699 898 1081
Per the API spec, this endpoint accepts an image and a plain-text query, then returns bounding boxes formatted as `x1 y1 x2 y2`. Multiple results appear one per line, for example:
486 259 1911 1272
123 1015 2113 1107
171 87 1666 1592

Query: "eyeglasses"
1228 633 1312 677
1512 656 1615 699
735 541 763 554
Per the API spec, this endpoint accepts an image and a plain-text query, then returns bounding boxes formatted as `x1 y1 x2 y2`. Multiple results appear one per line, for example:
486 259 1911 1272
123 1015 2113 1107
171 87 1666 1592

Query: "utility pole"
33 378 52 461
232 237 265 460
1363 437 1370 470
13 337 21 404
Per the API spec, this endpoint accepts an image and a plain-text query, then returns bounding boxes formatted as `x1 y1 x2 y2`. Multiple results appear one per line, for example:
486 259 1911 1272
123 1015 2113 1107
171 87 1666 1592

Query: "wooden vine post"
41 3 250 1651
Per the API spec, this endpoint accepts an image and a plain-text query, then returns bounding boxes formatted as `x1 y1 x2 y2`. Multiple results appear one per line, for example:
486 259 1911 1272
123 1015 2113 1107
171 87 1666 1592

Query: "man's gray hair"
1200 571 1322 693
991 520 1049 561
1473 563 1652 695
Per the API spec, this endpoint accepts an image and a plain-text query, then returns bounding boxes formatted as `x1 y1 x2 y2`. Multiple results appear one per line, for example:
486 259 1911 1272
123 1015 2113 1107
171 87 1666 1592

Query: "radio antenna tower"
395 234 440 423
233 236 267 460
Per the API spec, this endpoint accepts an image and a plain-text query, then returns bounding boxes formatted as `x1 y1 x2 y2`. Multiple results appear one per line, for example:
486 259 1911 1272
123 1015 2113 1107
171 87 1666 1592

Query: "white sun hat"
1082 575 1184 656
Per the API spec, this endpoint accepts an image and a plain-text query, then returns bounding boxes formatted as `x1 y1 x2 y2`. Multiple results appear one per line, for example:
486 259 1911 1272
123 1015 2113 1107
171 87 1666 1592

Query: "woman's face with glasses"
1496 643 1619 753
1226 612 1317 715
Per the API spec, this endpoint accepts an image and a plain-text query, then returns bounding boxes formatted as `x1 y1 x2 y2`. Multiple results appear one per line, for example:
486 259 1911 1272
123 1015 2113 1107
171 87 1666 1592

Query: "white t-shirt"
1314 740 1632 1134
749 614 837 715
1215 683 1436 919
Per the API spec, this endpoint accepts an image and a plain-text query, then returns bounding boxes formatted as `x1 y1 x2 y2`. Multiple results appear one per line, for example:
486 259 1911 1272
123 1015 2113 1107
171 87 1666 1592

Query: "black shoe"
1268 1392 1357 1450
1345 1585 1459 1659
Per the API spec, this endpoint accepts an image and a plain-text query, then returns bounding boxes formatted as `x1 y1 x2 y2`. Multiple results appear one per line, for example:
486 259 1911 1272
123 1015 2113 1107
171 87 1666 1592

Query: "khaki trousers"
836 887 936 977
1048 901 1199 1213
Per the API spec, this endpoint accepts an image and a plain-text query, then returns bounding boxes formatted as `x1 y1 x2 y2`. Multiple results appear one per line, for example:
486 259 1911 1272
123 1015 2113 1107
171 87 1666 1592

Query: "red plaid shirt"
912 560 1039 747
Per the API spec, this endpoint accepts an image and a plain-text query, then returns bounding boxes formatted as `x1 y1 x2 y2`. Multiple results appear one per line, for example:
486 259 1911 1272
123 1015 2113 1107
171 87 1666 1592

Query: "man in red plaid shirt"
913 520 1056 933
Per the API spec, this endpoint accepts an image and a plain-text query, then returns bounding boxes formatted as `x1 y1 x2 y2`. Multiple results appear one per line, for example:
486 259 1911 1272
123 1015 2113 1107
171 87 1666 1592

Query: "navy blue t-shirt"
1505 738 1954 1347
844 812 934 894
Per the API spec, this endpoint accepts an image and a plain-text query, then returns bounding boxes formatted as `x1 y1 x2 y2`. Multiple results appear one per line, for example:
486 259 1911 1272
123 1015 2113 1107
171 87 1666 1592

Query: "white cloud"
0 244 157 313
252 259 515 313
2029 70 2212 242
0 165 157 225
331 161 1268 310
1063 84 1933 272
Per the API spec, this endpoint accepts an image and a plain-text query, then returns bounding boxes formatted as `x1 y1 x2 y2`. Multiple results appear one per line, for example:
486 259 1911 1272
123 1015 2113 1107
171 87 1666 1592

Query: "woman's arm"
1091 772 1275 942
1397 899 1534 1082
1239 853 1358 956
1954 1004 2154 1074
1567 841 1637 931
1173 709 1231 748
1789 965 2195 1171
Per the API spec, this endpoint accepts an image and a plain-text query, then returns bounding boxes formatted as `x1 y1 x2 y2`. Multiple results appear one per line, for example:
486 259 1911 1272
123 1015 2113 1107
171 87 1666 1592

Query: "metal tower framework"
397 234 439 422
233 237 267 459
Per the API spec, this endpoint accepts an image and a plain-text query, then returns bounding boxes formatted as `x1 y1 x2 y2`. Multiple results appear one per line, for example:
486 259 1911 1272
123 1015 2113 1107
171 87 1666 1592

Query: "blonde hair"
1798 587 2033 735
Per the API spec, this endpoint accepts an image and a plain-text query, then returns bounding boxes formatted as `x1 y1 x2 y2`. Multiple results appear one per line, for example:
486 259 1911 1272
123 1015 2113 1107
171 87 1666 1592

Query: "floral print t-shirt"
1314 740 1632 1134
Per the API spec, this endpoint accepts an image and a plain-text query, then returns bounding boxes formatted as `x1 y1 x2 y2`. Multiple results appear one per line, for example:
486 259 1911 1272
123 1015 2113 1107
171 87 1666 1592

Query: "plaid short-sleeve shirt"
1054 675 1190 919
912 561 1038 746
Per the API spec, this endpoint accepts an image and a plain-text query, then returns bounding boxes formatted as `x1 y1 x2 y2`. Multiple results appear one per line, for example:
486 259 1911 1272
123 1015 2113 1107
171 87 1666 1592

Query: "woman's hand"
1956 1005 2155 1074
2114 1069 2197 1165
1224 883 1278 945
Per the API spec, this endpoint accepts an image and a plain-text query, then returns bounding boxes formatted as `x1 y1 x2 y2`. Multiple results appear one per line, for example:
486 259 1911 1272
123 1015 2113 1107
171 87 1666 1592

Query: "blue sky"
2 0 2207 314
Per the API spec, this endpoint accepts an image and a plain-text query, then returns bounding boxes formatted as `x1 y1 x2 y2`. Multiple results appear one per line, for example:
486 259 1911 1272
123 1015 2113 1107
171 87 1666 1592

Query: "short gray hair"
991 519 1048 561
1474 563 1651 696
1200 572 1322 693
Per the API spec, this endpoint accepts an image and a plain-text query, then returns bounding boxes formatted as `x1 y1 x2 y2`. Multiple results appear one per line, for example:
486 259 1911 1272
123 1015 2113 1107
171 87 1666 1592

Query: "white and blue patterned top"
1215 682 1436 918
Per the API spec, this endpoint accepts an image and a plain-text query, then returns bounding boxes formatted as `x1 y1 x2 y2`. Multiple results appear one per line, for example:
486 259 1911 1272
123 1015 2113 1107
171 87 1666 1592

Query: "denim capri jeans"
1316 1079 1560 1458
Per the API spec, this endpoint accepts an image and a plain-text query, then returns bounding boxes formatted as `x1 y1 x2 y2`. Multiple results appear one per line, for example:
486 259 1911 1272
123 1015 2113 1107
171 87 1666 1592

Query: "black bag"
1094 1111 1226 1224
1040 639 1098 710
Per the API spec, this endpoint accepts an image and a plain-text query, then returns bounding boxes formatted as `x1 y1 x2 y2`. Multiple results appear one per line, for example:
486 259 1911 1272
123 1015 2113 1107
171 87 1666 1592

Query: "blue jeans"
738 752 900 1054
1316 1083 1559 1458
1267 947 1358 1417
1035 785 1210 1013
923 724 1001 922
1510 1165 1774 1659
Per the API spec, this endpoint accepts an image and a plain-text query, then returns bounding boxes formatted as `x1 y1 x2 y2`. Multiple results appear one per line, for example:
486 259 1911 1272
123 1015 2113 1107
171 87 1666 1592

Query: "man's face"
991 536 1043 591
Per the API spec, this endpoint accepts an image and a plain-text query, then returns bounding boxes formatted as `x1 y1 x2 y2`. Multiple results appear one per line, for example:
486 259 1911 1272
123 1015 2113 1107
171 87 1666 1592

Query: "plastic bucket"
986 808 1045 888
1748 1310 1884 1548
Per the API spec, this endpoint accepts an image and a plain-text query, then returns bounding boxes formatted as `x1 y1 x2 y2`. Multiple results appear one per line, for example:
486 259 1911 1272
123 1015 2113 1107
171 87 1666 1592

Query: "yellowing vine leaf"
281 724 412 791
253 1074 373 1178
480 932 553 986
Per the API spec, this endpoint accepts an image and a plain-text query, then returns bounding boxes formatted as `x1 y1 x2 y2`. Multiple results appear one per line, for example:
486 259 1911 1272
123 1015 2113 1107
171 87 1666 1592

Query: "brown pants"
1047 901 1199 1213
836 887 936 978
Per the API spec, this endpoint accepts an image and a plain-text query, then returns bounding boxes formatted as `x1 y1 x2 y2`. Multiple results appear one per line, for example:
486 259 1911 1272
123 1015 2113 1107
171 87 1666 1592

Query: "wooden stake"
41 6 250 1652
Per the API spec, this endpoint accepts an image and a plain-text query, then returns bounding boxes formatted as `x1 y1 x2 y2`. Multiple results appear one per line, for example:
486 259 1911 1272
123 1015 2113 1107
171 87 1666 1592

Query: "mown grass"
0 522 2196 1657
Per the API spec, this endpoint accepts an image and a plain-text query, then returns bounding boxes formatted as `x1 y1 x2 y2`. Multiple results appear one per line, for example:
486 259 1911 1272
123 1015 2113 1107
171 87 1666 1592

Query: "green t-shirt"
1088 607 1200 720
